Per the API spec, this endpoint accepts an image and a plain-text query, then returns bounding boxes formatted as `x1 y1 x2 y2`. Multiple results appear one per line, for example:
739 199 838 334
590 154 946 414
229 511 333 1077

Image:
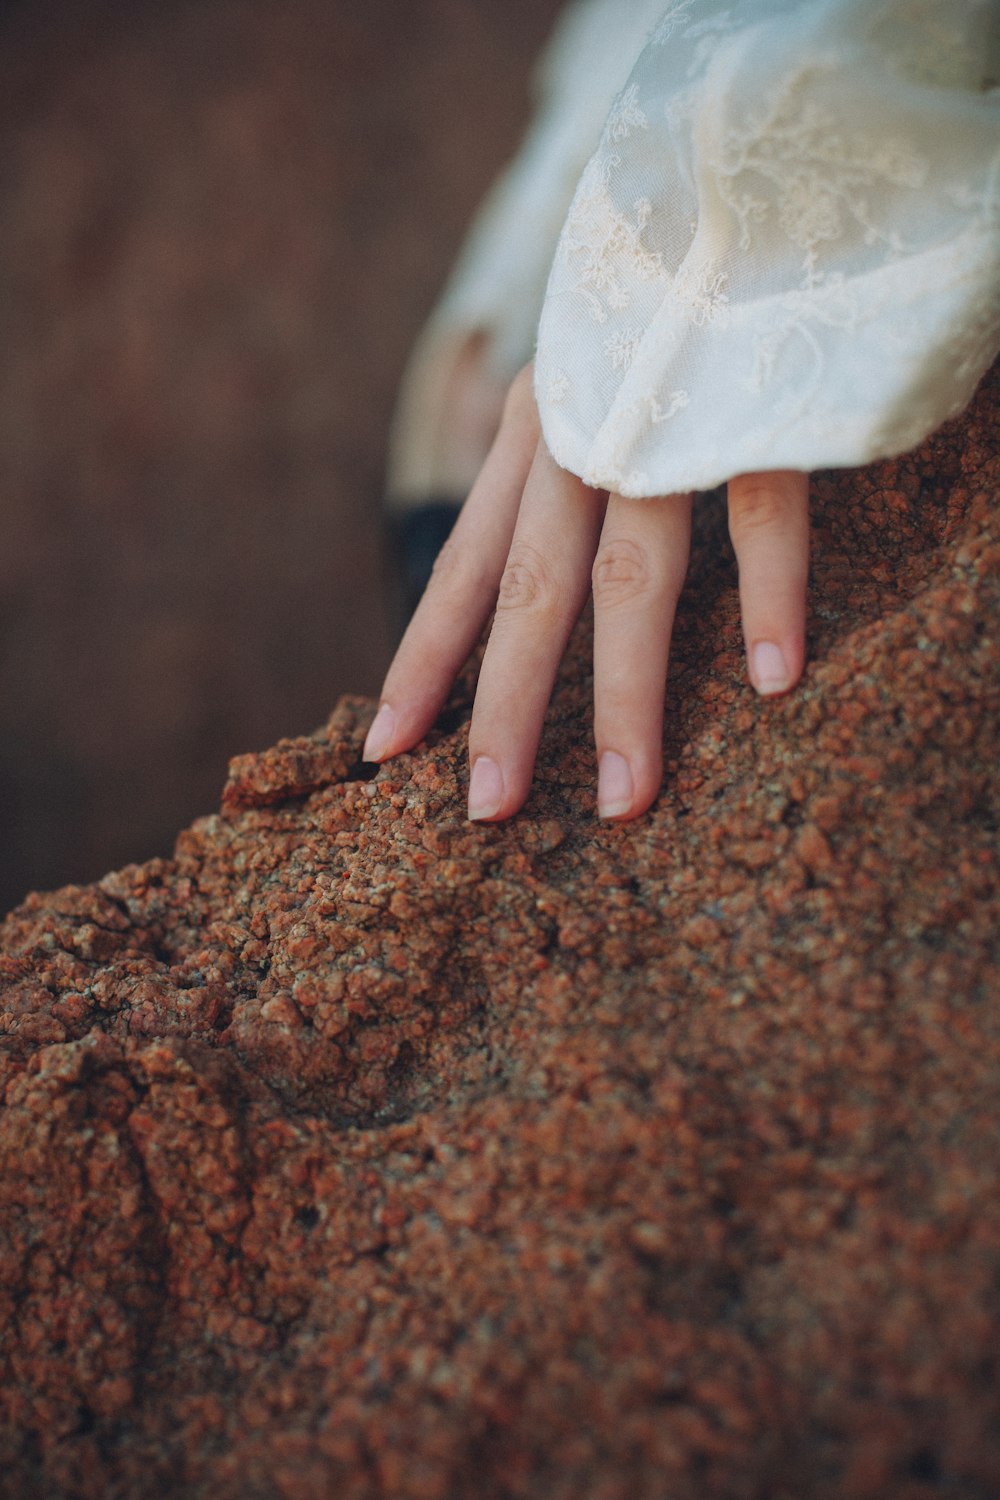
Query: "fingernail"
363 704 396 762
750 641 791 696
598 751 633 819
468 756 504 821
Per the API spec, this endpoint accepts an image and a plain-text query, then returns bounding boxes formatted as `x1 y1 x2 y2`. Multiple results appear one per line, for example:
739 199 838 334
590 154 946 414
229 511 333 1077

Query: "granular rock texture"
1 370 998 1499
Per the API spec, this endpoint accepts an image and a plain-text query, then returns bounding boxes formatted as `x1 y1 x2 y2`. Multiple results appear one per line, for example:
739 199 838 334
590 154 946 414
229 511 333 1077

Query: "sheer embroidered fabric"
389 0 999 503
535 0 1000 496
387 0 667 503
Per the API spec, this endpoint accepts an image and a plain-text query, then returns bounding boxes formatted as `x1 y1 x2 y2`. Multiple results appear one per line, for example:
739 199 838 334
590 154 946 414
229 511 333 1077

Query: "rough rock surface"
1 370 998 1499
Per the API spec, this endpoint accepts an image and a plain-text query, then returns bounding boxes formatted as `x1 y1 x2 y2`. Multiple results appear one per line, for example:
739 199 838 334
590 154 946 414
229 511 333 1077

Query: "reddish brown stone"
221 698 375 811
0 370 998 1498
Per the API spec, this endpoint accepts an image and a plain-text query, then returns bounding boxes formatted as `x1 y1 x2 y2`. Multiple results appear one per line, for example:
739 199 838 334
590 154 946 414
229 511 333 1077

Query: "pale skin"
367 363 810 822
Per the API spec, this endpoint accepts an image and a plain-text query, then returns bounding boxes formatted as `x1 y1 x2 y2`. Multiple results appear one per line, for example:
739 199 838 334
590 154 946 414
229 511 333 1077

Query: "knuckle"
729 482 791 540
592 537 654 608
496 543 555 615
425 531 472 607
424 527 496 620
428 530 463 586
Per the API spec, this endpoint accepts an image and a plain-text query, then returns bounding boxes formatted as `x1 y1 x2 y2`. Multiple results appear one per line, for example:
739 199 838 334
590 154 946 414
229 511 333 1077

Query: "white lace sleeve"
387 0 668 504
535 0 1000 498
419 0 671 382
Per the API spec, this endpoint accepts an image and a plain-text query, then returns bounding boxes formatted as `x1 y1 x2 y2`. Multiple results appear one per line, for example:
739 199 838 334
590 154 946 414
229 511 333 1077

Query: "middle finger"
467 440 605 820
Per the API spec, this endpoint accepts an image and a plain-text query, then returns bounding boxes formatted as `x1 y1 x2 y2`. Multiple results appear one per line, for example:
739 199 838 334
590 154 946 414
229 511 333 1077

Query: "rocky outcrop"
1 371 998 1498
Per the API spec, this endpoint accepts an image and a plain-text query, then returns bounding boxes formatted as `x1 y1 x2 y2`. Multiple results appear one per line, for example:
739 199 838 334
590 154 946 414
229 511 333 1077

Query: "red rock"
0 370 998 1498
794 822 835 874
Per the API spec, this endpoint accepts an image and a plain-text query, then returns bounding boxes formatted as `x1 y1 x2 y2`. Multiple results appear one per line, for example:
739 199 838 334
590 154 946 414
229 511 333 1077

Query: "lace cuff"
535 0 1000 497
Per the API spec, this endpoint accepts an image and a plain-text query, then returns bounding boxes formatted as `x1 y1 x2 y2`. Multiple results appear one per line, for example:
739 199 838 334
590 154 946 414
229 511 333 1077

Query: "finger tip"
598 792 658 823
468 755 506 821
597 751 660 822
749 640 802 697
362 703 398 763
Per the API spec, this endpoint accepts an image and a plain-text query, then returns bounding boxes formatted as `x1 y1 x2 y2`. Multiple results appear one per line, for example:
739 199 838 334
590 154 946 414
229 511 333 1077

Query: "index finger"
364 368 540 763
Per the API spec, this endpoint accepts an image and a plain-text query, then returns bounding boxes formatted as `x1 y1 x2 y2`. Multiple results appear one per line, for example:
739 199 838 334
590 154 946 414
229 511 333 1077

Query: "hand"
365 365 810 822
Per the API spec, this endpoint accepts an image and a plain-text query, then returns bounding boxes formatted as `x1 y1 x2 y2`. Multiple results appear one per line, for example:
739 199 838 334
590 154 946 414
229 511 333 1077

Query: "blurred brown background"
0 0 563 911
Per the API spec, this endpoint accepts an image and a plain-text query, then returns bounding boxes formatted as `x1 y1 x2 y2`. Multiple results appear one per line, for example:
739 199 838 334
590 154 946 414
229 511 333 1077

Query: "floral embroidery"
534 0 999 499
649 0 699 48
673 264 730 325
717 79 928 284
604 327 645 371
559 173 667 323
604 83 648 143
649 389 690 424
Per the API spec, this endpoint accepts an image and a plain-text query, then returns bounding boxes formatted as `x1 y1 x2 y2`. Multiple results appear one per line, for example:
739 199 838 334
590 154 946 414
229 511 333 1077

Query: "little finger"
727 469 810 696
592 490 693 819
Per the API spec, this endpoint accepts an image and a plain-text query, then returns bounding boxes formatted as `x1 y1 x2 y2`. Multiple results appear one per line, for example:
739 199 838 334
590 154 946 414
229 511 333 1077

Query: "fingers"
364 367 540 763
466 443 605 820
592 490 693 820
371 408 812 838
728 470 810 696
